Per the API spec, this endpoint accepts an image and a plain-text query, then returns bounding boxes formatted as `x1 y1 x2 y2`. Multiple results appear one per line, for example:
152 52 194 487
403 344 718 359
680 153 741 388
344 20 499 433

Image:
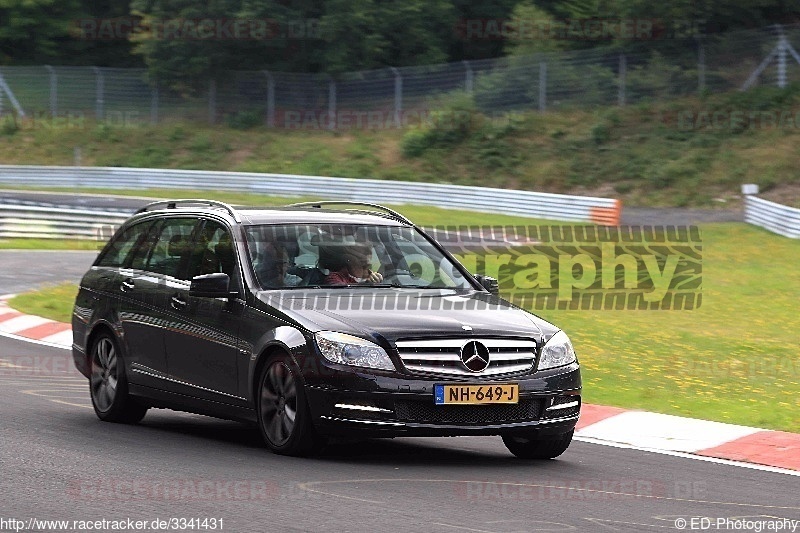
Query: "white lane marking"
50 399 92 409
297 479 800 509
0 315 51 333
1 379 84 385
576 411 761 453
22 389 88 399
21 389 92 409
574 436 800 477
40 329 73 346
0 328 71 350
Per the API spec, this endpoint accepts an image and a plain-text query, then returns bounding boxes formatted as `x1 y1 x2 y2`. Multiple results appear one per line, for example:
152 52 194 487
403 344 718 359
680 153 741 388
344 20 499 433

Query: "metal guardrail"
744 195 800 239
0 204 128 240
0 165 623 227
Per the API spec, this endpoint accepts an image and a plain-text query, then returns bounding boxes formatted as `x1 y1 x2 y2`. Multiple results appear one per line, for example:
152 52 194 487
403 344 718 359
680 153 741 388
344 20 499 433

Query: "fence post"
697 39 706 93
777 34 787 88
208 78 217 124
0 68 26 117
463 60 474 94
150 83 159 125
263 70 275 127
328 78 336 130
45 65 57 116
390 67 402 127
538 61 547 112
618 53 627 106
92 67 104 120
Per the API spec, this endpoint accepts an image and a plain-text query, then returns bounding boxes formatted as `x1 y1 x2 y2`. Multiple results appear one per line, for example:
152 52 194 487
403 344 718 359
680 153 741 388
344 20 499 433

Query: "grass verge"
8 283 78 323
542 223 800 432
0 239 101 251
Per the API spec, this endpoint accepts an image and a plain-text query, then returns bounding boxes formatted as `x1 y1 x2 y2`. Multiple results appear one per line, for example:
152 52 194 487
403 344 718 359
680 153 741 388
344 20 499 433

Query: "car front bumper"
303 362 581 438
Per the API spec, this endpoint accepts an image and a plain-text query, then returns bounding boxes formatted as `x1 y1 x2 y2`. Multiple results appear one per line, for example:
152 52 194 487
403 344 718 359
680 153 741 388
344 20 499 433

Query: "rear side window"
95 221 153 268
185 220 240 288
137 218 199 278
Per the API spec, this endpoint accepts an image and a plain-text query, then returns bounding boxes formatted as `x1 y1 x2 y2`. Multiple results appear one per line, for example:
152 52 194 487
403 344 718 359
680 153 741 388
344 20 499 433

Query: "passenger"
258 244 301 288
323 243 383 285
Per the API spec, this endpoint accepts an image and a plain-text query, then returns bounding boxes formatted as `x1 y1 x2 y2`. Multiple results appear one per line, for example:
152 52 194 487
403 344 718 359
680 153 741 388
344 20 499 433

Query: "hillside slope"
2 87 799 207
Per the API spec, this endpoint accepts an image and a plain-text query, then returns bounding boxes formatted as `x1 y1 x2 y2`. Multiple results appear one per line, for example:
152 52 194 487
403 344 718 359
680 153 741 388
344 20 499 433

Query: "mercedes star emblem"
460 341 490 372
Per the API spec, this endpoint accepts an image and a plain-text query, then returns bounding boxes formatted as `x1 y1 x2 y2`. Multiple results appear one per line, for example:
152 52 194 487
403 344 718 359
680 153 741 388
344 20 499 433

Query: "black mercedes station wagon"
72 200 581 458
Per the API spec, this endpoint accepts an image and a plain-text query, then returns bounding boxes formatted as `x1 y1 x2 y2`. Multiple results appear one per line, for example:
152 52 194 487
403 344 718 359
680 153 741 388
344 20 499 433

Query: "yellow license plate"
434 384 518 405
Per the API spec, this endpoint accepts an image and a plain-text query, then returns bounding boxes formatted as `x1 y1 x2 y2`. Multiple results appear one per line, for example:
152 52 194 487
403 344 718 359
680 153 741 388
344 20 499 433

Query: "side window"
96 221 153 268
148 218 198 278
186 220 239 288
133 218 198 278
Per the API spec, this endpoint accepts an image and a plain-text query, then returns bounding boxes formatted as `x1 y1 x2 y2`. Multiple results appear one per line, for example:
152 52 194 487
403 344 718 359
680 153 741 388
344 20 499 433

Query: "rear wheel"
502 430 574 459
89 333 148 423
257 356 325 456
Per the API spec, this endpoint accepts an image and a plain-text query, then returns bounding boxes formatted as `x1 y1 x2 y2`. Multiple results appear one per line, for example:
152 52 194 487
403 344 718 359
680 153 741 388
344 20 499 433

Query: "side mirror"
474 275 499 296
190 273 231 298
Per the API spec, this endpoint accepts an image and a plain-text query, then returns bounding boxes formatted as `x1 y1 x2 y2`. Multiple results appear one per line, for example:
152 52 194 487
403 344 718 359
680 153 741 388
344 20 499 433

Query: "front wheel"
257 356 325 456
502 430 574 459
89 333 148 423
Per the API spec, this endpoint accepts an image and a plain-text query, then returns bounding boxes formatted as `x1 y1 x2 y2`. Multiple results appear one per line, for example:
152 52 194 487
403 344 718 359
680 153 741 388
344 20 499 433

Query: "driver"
323 242 383 285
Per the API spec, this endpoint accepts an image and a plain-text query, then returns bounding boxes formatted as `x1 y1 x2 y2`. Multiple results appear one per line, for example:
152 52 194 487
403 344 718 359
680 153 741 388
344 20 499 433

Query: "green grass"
0 238 101 250
3 85 800 207
8 283 78 323
539 223 800 432
7 220 800 432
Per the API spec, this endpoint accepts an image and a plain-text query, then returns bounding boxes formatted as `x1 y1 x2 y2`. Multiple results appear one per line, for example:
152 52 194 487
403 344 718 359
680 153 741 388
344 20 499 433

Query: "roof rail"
134 199 241 222
285 201 413 225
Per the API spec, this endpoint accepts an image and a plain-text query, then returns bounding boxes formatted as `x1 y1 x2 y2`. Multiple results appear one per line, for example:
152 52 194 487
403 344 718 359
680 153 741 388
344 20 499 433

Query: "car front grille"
394 338 537 377
394 399 542 425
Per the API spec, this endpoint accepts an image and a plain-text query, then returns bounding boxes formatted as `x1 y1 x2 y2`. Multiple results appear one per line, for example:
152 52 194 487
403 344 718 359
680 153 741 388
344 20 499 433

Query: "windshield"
245 224 476 290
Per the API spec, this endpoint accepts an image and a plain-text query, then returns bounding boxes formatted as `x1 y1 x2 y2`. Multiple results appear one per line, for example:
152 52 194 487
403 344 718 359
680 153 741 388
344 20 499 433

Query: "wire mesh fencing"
2 25 800 129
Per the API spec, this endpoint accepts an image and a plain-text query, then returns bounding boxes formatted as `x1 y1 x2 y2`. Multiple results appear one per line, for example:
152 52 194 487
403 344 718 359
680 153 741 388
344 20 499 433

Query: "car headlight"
537 330 577 370
315 331 395 371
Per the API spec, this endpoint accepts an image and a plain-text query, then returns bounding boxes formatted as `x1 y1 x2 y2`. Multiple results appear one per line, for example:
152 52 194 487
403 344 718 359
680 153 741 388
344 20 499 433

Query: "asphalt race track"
1 198 797 532
0 251 97 295
1 333 798 532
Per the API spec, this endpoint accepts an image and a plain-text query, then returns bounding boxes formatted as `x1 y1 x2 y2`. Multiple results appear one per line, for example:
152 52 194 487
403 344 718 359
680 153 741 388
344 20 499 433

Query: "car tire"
502 430 574 459
257 355 325 456
89 332 148 424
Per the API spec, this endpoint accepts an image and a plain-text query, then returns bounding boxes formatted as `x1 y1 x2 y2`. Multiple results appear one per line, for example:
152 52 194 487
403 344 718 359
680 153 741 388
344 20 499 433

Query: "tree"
129 0 247 92
237 0 327 72
0 0 82 64
318 0 456 73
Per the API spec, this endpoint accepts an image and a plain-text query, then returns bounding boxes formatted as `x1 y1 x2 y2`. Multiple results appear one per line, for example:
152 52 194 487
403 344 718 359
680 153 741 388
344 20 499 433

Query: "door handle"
120 279 135 292
171 295 187 310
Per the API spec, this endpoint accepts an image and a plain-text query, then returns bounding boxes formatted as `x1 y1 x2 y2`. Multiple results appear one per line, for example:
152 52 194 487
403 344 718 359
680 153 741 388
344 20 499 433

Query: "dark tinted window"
141 218 198 278
96 221 153 268
186 220 239 287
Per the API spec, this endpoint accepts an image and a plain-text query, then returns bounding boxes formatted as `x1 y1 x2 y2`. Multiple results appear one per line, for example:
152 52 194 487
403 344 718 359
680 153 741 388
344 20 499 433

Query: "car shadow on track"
72 409 576 467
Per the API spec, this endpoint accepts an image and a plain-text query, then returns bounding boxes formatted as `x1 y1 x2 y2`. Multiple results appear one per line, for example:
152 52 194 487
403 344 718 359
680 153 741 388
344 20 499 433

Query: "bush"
400 93 480 157
1 115 19 136
400 128 429 157
591 122 611 144
226 110 263 130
